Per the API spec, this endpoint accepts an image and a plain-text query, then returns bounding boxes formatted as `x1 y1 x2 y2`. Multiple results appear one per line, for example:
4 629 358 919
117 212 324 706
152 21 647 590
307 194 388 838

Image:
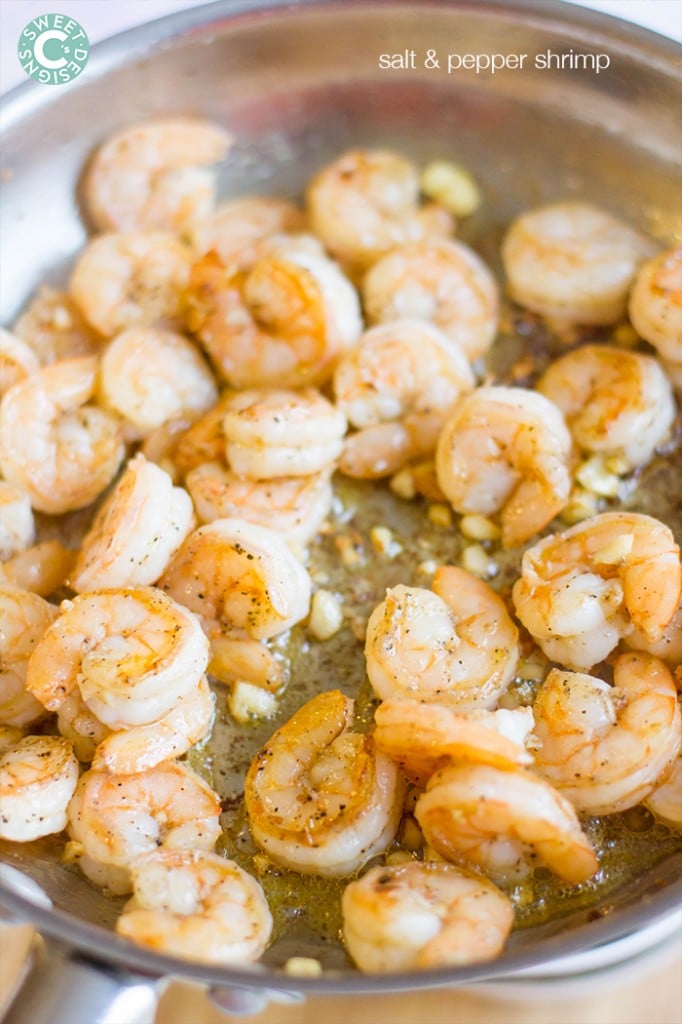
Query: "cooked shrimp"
0 586 56 728
56 689 110 763
0 328 39 396
98 327 217 438
245 689 403 875
185 246 362 389
365 566 519 711
512 512 682 670
306 149 453 273
373 701 534 786
532 653 681 815
13 287 102 364
172 391 236 479
0 540 75 597
334 320 474 478
222 388 347 479
502 201 655 325
84 118 231 233
207 635 286 692
69 232 191 337
26 587 209 728
0 735 79 842
0 725 24 752
160 518 311 640
436 386 573 548
71 455 194 593
191 196 305 268
415 763 599 885
67 762 222 893
342 861 513 972
362 239 498 361
116 849 272 964
0 482 34 561
646 744 682 827
0 357 124 514
628 248 682 367
625 596 682 667
538 345 675 470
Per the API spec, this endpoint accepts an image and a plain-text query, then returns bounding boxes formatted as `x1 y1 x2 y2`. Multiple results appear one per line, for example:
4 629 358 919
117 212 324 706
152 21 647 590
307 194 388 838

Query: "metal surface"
1 0 681 1017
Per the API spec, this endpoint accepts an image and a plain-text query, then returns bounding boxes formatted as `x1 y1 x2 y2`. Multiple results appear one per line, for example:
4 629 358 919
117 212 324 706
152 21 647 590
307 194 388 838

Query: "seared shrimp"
334 320 474 479
502 201 655 325
99 327 217 438
342 862 513 972
186 245 362 389
172 391 236 479
26 587 209 728
436 386 573 548
538 345 675 470
191 196 305 268
0 586 56 727
116 849 272 964
0 482 34 561
245 689 403 875
628 248 682 369
84 118 230 233
625 596 682 667
67 762 222 893
13 287 102 364
363 239 498 361
0 540 75 598
512 512 682 670
0 735 78 842
365 566 519 711
0 329 39 396
646 744 682 827
416 763 599 885
71 455 194 593
222 388 346 479
532 653 681 815
69 232 191 337
0 357 124 514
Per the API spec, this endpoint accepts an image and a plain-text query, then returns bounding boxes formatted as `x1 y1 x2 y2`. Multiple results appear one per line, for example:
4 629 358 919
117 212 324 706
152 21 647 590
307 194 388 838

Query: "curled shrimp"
436 386 573 548
501 201 655 325
0 482 35 561
342 861 513 972
185 246 362 389
71 454 194 593
0 587 56 727
26 587 209 728
69 232 191 337
628 248 682 371
512 512 682 670
646 743 682 828
362 239 498 361
415 763 599 885
171 391 236 479
624 596 682 667
222 388 347 479
334 320 474 479
116 849 272 964
191 196 305 268
67 762 222 893
84 118 231 233
0 540 75 598
13 287 103 364
245 689 404 876
365 566 519 711
537 345 675 470
98 327 217 438
532 653 681 815
0 735 79 842
0 328 39 397
0 356 124 514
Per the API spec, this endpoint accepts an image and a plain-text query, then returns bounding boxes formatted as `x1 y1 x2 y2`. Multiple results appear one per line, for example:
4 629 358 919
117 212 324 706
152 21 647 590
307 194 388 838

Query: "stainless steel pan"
1 2 680 1020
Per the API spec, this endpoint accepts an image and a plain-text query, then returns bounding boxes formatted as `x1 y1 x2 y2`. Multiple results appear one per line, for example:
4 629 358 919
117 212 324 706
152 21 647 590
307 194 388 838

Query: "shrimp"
646 744 682 827
0 587 56 728
364 566 519 711
67 762 222 893
13 287 103 364
625 596 682 668
69 232 191 337
362 239 499 361
628 248 682 368
0 540 75 597
532 653 681 815
306 149 454 273
341 862 513 972
0 357 124 514
0 482 35 561
334 320 475 479
0 735 79 842
70 455 194 593
84 118 231 234
208 635 286 693
501 201 655 325
26 587 209 729
160 518 311 640
185 246 362 389
191 196 305 268
116 849 272 964
0 328 39 396
222 388 347 479
537 345 675 470
172 391 236 479
435 386 573 548
373 701 534 787
512 512 682 670
415 763 599 885
98 327 217 438
245 689 403 875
